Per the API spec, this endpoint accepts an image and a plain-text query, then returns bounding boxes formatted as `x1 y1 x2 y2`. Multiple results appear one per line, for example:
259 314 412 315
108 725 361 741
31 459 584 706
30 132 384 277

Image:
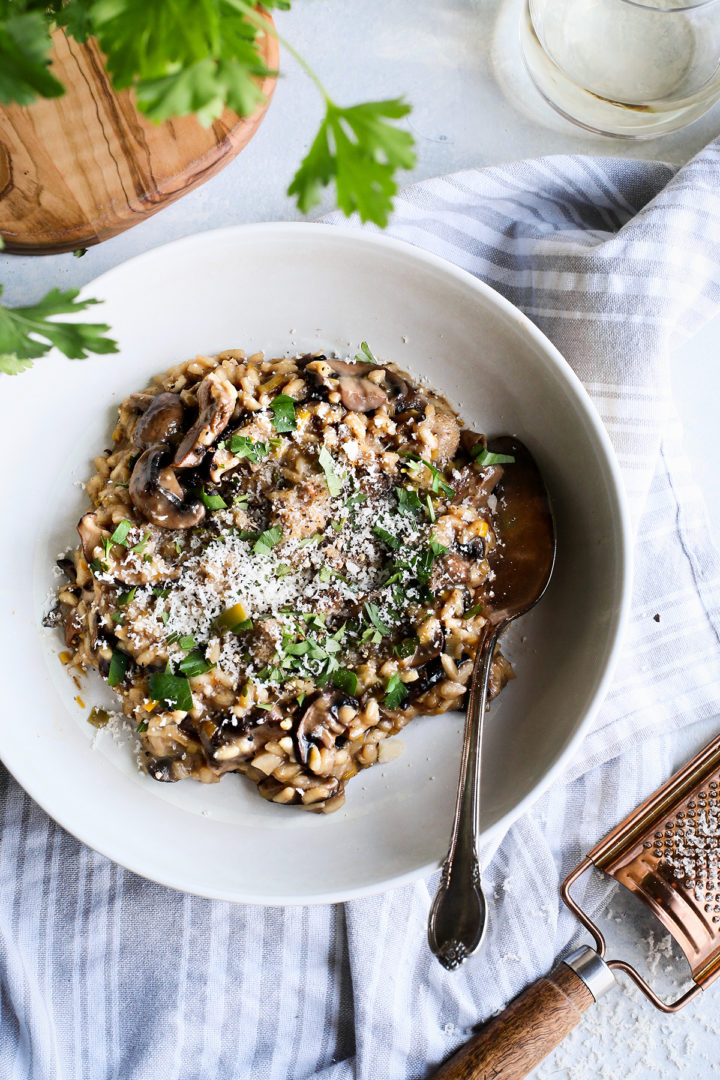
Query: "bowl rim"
6 221 633 904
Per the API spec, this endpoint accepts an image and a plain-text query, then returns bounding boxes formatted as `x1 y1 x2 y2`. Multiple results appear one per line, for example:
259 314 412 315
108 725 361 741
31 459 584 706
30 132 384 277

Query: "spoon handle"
427 627 500 969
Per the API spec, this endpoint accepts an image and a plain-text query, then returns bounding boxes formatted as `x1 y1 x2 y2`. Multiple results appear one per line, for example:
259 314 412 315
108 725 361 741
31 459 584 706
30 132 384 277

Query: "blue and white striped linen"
2 140 720 1079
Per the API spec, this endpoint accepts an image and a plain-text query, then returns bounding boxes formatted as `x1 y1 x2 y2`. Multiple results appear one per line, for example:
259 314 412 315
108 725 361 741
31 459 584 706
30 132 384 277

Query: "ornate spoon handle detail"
427 626 501 970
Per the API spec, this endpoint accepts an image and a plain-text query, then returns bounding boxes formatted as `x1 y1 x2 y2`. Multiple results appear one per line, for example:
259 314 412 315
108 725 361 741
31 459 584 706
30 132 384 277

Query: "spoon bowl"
427 436 556 970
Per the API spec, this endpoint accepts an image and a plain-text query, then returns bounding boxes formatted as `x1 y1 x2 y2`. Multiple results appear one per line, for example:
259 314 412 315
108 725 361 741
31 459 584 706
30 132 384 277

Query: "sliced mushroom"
174 368 238 468
451 463 504 511
293 690 347 765
56 556 77 583
384 368 429 414
408 624 445 668
77 512 105 563
429 410 460 462
337 375 388 413
129 446 205 529
323 356 379 377
133 392 185 449
63 607 83 647
404 655 446 705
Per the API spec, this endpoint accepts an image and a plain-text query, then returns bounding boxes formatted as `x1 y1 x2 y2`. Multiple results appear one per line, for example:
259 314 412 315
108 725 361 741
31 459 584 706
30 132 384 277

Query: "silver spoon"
427 436 556 970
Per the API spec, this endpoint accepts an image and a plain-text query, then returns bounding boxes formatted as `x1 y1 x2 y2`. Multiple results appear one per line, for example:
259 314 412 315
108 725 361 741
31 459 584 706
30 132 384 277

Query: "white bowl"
0 223 631 904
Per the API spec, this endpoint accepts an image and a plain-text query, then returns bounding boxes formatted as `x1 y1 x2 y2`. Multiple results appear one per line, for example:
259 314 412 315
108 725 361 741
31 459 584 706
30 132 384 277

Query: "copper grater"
431 731 720 1080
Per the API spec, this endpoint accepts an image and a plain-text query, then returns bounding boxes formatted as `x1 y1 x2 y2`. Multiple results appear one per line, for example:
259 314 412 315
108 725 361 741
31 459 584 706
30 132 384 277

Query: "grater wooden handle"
430 962 595 1080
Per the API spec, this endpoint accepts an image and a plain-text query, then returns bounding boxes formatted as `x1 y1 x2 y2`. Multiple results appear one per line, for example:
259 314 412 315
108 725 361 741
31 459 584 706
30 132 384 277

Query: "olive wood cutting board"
0 26 278 255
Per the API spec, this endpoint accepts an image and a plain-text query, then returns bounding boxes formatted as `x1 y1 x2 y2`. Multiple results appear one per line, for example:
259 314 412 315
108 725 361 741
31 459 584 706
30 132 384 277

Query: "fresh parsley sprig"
0 1 415 228
0 283 118 377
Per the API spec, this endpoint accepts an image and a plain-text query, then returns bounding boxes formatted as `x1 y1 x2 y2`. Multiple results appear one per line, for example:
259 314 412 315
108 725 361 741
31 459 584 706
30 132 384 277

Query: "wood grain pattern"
430 963 595 1080
0 24 278 255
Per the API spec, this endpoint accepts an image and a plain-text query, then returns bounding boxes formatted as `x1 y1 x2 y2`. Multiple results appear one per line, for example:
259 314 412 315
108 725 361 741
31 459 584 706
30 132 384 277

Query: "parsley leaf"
318 446 344 497
0 286 118 377
384 672 408 710
107 650 129 688
463 602 484 619
0 12 64 107
148 671 193 711
109 519 133 546
177 651 214 678
355 341 378 365
333 667 358 697
288 99 416 227
364 602 391 637
270 393 296 433
402 454 455 498
117 586 137 607
253 525 282 555
373 525 400 549
471 445 516 467
227 435 269 463
198 487 227 511
130 532 150 554
395 486 423 514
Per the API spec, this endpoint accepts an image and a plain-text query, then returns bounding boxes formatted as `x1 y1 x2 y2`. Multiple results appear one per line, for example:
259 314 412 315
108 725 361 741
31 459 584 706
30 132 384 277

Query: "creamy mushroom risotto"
51 348 514 812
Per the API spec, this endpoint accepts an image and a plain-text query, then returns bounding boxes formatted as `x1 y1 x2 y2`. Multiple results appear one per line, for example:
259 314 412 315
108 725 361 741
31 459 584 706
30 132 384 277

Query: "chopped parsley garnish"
152 586 170 598
109 519 133 546
403 454 455 498
89 558 106 575
384 672 408 710
270 393 297 433
178 635 196 650
426 495 435 522
117 586 136 607
227 435 269 463
429 537 449 557
275 563 292 578
355 340 379 365
395 486 423 515
173 540 182 555
333 667 358 696
345 491 367 527
136 720 148 733
110 612 125 625
177 651 214 678
298 533 322 548
198 488 227 511
364 602 391 637
148 671 193 711
373 525 400 549
463 602 484 619
107 650 129 687
253 525 282 556
471 445 516 468
318 446 344 497
130 532 150 554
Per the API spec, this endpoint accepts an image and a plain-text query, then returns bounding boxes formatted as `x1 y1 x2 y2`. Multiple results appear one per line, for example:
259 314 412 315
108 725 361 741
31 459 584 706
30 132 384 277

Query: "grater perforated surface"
586 736 720 990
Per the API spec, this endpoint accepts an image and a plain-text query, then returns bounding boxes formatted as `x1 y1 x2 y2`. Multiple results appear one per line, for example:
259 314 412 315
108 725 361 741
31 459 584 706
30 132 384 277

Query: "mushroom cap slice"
133 392 185 449
77 512 105 563
129 446 205 529
323 356 378 377
174 368 238 468
337 375 388 413
293 690 347 765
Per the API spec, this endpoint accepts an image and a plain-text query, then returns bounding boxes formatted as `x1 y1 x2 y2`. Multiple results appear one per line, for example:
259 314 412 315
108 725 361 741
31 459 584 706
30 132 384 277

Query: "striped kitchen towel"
1 141 720 1079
